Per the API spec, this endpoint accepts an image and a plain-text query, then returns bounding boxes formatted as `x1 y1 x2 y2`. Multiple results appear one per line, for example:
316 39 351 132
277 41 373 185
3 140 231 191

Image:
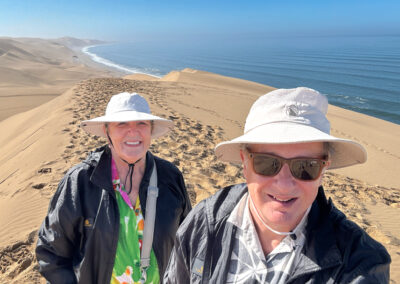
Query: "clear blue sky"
0 0 399 41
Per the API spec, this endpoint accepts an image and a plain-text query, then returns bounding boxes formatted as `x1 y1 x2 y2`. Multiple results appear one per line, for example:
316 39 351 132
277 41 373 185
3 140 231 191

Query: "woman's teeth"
126 141 140 145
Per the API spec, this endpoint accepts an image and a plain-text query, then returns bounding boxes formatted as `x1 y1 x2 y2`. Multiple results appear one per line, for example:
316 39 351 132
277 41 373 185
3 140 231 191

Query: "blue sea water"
84 36 400 124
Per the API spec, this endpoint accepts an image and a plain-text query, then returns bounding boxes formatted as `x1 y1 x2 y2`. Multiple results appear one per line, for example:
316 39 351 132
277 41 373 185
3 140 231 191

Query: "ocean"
83 36 400 124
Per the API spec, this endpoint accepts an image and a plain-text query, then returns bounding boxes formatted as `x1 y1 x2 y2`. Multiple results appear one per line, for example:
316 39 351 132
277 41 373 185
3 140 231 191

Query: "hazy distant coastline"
86 36 400 124
82 44 159 76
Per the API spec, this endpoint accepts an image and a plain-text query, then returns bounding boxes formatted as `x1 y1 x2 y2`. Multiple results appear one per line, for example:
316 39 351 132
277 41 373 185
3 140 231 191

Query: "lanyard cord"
248 193 295 236
106 126 142 195
123 163 135 195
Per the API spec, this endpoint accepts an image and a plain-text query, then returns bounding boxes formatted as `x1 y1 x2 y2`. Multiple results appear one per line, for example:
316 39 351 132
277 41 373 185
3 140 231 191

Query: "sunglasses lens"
291 160 322 181
251 152 325 181
253 155 281 176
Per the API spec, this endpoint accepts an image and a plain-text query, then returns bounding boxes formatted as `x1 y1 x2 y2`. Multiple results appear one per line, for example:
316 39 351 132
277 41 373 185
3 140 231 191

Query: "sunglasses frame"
247 151 328 181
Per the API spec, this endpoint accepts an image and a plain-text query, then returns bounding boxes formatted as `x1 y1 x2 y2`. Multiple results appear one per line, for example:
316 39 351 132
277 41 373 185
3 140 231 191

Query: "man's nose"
274 164 296 187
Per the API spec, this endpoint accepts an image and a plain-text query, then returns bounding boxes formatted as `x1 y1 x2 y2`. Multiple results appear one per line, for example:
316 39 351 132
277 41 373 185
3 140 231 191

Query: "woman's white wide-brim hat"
81 92 173 138
215 87 367 169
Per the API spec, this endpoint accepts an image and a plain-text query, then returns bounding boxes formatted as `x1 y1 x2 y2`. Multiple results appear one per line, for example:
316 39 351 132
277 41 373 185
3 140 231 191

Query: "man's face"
105 121 152 163
241 142 328 232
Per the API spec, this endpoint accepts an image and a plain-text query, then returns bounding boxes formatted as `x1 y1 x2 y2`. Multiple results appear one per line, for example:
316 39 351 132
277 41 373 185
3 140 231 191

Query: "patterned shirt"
110 159 159 284
226 193 310 284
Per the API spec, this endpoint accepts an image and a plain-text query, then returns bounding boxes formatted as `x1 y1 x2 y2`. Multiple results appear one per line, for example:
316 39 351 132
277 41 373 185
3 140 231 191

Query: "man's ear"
326 160 331 169
322 160 331 175
319 160 331 185
240 149 248 179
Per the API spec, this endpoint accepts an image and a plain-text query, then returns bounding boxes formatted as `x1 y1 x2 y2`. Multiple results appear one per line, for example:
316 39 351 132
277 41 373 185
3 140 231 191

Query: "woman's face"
104 121 152 163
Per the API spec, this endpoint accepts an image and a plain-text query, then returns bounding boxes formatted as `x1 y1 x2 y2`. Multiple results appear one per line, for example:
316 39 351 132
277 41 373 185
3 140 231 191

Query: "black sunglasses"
248 152 327 181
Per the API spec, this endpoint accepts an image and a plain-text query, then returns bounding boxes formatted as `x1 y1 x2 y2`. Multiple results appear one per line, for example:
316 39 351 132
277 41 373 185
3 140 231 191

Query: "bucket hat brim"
81 110 173 139
215 122 367 169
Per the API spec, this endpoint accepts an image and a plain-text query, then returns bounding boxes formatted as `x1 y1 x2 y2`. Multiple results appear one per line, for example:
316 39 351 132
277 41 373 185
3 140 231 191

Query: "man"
164 87 390 283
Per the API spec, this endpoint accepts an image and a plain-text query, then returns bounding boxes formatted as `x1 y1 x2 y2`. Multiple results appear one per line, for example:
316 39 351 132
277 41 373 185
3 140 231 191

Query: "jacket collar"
203 185 343 282
288 187 342 281
89 146 113 191
206 183 248 225
88 145 156 194
208 185 343 281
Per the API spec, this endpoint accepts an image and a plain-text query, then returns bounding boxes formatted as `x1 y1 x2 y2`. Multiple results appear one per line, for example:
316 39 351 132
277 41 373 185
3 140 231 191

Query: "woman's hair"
104 121 154 133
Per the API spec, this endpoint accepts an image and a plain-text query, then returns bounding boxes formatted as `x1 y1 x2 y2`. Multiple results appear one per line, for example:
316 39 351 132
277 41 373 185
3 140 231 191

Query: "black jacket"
164 184 390 283
36 146 192 283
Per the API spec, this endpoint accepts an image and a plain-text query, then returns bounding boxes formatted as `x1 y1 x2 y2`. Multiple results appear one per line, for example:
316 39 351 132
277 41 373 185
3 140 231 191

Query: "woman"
36 92 192 283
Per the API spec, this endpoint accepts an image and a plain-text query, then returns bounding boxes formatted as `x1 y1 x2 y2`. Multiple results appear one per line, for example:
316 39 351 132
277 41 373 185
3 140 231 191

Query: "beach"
0 38 399 283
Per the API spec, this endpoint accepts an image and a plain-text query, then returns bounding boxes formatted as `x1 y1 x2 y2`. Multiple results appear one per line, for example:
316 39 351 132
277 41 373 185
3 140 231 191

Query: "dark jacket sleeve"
337 247 390 283
164 184 247 283
346 264 390 284
36 169 83 284
337 225 391 283
178 170 192 223
163 200 208 284
147 155 193 279
163 232 192 284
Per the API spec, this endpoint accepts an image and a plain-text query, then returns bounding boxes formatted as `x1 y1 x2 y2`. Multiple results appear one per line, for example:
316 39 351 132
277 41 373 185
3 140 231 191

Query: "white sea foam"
81 45 161 78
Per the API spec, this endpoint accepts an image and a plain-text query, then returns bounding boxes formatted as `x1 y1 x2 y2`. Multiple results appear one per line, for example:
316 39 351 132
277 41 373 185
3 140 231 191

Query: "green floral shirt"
110 159 159 284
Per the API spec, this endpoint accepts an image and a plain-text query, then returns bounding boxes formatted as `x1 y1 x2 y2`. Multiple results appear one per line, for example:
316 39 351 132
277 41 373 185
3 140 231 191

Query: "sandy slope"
0 37 121 121
0 66 399 282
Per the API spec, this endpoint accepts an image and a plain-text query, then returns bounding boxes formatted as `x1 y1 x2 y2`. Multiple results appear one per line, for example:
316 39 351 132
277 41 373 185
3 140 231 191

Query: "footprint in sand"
37 168 52 174
32 183 46 190
0 231 37 279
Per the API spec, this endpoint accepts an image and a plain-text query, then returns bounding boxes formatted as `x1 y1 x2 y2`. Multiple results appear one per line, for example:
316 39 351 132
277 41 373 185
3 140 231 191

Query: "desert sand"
0 39 399 283
0 37 122 121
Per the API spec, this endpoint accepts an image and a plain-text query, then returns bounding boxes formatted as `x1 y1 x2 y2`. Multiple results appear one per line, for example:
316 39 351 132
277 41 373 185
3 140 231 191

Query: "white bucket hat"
215 87 367 169
81 92 173 138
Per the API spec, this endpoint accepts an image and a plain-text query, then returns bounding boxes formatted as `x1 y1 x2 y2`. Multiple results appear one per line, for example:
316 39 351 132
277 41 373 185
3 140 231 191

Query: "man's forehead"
247 142 325 157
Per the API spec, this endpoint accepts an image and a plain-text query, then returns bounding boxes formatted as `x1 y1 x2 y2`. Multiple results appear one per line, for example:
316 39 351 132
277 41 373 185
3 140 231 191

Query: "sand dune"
0 40 399 282
0 37 121 122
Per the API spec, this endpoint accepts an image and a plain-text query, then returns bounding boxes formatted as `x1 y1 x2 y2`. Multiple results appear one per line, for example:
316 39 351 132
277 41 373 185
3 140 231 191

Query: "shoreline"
81 44 162 78
0 37 399 186
81 39 400 125
1 37 398 126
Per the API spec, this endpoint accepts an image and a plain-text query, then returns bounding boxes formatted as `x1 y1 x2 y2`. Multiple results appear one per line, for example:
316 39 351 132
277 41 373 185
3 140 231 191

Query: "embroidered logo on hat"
286 105 299 117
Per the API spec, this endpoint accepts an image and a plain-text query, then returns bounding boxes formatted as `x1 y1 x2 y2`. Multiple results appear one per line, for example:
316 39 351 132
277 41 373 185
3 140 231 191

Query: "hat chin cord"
106 129 142 195
248 193 295 236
